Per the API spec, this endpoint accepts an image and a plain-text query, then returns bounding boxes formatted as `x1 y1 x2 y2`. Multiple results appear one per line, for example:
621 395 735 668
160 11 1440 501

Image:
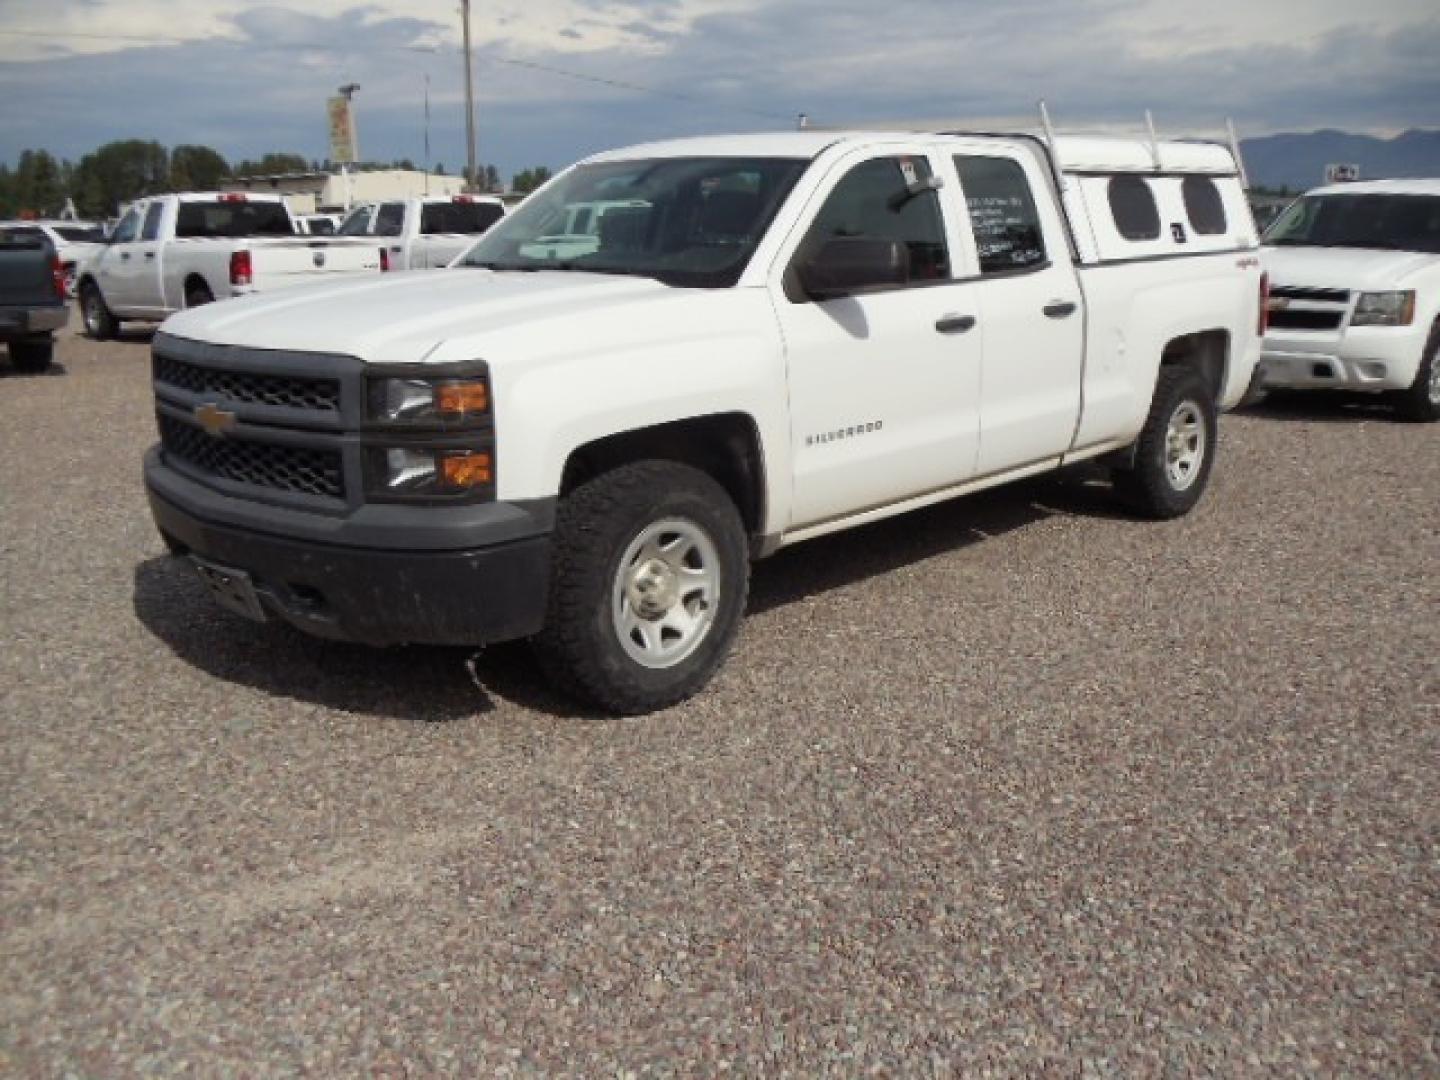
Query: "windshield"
1265 194 1440 253
458 156 809 287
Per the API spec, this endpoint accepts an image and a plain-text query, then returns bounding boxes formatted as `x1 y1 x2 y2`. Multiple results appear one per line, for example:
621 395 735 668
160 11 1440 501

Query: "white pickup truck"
338 195 507 271
144 130 1265 713
76 193 382 339
1257 178 1440 421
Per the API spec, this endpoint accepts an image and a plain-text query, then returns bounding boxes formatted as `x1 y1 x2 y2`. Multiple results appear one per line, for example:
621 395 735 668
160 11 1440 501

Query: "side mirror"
798 237 910 300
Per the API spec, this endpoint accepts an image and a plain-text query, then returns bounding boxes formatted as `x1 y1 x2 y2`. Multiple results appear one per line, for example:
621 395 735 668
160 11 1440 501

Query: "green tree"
233 153 310 177
12 149 67 216
71 140 169 218
510 166 552 194
169 144 230 191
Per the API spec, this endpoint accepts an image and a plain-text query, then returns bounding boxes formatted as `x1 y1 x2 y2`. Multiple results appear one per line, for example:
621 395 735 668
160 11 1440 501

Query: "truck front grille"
1271 286 1350 304
1269 309 1344 331
153 354 340 413
159 414 345 500
1268 284 1351 332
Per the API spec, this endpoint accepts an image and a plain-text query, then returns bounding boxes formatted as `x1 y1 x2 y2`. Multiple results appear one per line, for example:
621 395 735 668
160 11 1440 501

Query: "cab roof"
583 130 1238 175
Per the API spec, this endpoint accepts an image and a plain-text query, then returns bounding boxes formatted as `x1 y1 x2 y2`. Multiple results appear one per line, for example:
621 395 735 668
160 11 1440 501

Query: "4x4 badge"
195 402 237 436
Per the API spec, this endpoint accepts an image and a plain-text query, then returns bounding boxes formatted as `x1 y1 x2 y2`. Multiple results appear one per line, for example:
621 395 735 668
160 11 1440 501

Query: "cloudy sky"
1 0 1436 177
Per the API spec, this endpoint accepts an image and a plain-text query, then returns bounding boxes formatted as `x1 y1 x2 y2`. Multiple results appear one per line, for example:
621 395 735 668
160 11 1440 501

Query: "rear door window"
954 155 1047 274
1108 175 1161 241
141 202 165 241
374 203 406 237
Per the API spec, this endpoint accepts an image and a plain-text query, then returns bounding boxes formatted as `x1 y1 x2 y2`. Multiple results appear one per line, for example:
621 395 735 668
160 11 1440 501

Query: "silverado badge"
195 403 237 437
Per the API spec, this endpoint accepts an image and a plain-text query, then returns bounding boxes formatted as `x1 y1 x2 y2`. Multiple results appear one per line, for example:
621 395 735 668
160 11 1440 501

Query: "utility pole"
462 0 477 190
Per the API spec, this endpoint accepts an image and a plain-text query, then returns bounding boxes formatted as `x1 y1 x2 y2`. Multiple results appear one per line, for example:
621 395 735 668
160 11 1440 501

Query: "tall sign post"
329 84 360 210
462 0 478 191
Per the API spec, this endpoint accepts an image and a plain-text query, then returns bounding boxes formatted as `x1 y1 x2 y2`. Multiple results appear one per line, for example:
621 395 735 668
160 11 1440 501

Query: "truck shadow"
131 469 1130 721
0 361 68 379
1238 392 1403 424
748 468 1125 615
131 556 522 723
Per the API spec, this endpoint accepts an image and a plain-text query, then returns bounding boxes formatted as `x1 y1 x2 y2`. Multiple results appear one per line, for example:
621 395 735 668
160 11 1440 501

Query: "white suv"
1259 179 1440 421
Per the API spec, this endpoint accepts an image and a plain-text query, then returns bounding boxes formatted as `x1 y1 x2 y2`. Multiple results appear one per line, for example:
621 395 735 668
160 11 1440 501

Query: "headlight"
367 374 489 427
364 446 494 502
1351 291 1415 327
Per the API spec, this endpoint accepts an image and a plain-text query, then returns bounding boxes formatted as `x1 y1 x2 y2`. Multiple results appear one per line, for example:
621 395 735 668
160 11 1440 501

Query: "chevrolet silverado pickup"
77 193 382 339
1258 178 1440 421
144 130 1265 713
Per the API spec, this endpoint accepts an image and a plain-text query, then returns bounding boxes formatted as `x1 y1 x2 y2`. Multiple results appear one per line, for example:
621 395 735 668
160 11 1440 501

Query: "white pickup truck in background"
338 195 507 271
145 129 1264 713
76 193 383 340
1258 178 1440 421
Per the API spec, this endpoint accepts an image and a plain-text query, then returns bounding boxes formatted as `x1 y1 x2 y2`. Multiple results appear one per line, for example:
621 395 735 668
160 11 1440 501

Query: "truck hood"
160 269 675 362
1261 245 1435 291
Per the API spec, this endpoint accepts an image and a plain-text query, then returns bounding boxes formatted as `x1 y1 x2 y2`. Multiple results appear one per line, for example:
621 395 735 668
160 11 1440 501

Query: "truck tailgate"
247 239 382 288
0 240 60 308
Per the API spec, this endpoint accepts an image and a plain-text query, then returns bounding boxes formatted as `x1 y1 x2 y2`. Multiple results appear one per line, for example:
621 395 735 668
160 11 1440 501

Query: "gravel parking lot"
2 317 1436 1075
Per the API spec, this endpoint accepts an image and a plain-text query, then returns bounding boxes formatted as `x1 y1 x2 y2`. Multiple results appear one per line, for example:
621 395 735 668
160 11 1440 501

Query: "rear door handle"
144 252 155 259
1044 300 1077 319
120 252 131 261
935 314 976 334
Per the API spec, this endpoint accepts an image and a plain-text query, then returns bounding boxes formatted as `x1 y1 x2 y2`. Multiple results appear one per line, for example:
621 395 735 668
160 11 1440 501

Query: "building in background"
222 170 467 215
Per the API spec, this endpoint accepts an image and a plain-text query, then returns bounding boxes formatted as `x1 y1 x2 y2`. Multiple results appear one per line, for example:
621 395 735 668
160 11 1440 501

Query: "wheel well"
560 414 766 536
183 274 213 301
1160 330 1230 403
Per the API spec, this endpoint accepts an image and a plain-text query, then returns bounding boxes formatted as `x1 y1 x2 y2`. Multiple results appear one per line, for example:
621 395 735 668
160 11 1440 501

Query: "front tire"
1113 366 1218 520
533 461 750 715
8 335 53 373
1394 322 1440 423
79 281 117 340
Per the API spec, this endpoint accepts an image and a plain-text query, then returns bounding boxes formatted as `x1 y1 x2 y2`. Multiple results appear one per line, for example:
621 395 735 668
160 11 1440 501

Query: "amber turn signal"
436 381 489 416
440 452 492 489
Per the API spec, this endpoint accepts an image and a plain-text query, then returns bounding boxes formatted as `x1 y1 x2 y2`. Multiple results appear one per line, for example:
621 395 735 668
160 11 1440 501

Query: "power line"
0 27 795 122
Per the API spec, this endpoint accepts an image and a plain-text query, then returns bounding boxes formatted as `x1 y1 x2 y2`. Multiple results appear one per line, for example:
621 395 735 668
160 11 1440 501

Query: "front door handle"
120 252 132 261
144 252 155 259
935 314 976 334
1044 300 1077 319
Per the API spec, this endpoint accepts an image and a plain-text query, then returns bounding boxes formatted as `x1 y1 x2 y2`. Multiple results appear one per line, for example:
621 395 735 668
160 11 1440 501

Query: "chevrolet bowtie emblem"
195 402 237 436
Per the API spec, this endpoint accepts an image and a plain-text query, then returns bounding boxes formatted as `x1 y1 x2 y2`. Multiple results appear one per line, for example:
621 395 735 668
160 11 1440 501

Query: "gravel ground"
1 317 1436 1076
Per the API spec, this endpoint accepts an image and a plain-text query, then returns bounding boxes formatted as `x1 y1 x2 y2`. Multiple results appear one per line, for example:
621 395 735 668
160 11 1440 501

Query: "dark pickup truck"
1 233 67 372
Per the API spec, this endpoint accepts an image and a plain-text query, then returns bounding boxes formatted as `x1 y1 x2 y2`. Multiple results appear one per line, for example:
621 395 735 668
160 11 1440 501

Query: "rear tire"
1113 366 1218 520
1393 322 1440 423
533 461 750 715
80 281 117 340
8 335 53 373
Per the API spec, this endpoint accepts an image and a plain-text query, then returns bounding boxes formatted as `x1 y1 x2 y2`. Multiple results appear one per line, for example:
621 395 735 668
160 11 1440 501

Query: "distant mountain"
1239 129 1440 192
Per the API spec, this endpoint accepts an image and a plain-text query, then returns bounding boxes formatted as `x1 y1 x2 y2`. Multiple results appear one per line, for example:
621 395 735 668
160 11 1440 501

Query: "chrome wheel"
1428 348 1440 405
1165 401 1206 491
82 289 100 334
611 518 721 670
